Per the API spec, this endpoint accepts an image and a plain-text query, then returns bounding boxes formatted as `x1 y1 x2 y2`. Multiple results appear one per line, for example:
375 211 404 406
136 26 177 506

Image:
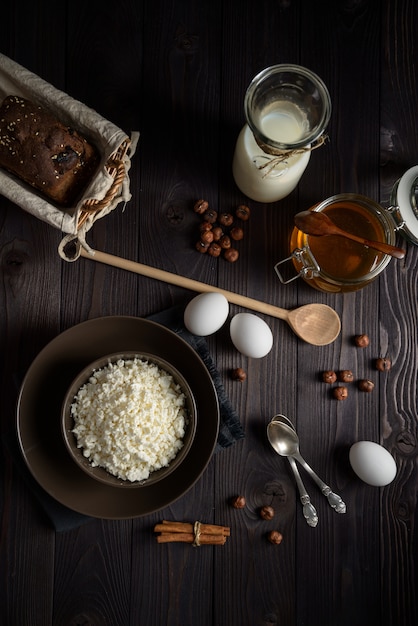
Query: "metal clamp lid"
274 248 320 284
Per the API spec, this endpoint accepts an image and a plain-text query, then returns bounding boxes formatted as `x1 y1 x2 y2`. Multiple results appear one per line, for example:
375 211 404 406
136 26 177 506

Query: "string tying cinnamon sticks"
154 520 230 546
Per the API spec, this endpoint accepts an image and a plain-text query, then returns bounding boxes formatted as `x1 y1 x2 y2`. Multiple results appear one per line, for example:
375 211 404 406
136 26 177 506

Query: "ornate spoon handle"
325 489 347 513
294 452 346 514
288 457 318 527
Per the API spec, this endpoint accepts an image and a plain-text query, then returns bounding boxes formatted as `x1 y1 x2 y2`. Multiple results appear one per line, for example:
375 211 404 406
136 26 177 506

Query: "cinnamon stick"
154 520 230 546
156 533 227 545
156 520 230 536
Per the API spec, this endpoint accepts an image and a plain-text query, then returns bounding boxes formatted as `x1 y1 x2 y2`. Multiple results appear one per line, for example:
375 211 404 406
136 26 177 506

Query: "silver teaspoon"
268 418 346 514
267 422 318 527
288 456 319 527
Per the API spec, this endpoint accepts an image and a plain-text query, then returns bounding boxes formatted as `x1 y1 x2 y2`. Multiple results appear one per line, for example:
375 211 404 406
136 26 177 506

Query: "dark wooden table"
1 1 417 624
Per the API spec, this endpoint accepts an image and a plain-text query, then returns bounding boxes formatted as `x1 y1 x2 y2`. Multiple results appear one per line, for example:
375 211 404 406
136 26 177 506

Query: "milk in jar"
233 101 311 202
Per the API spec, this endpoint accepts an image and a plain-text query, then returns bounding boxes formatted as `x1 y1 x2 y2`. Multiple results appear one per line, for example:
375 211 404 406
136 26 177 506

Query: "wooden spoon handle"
339 232 405 259
80 248 290 321
361 237 405 259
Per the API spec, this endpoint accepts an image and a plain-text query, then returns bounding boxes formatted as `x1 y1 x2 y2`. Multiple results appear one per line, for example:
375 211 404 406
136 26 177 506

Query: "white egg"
230 313 273 358
183 292 229 336
349 441 397 487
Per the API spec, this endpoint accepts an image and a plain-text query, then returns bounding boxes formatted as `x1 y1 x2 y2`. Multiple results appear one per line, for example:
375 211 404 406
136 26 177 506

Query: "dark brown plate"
16 316 219 519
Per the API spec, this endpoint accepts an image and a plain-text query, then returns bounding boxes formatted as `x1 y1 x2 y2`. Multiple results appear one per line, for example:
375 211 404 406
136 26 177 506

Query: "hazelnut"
202 209 218 223
219 212 234 227
338 370 354 383
354 334 370 348
231 367 246 382
235 204 251 221
193 199 209 214
259 505 275 520
322 370 337 384
195 240 209 253
231 495 246 509
230 226 244 241
333 386 348 400
208 242 222 257
200 230 214 244
358 379 375 392
267 530 283 545
199 221 213 233
376 357 391 371
219 235 232 249
211 225 224 241
223 247 239 263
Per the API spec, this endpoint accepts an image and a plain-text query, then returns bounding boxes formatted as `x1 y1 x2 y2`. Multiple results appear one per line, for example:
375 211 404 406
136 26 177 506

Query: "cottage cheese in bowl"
61 352 196 487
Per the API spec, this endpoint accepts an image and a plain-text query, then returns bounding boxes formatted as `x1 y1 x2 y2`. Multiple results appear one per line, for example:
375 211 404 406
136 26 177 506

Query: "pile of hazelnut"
193 199 250 262
322 334 392 400
230 495 283 545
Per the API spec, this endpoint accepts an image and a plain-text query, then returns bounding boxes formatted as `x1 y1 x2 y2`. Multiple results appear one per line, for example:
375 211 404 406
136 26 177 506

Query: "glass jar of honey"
275 194 398 293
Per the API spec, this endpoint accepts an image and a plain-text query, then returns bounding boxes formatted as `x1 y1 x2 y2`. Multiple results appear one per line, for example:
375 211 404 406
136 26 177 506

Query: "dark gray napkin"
5 427 92 532
9 306 244 531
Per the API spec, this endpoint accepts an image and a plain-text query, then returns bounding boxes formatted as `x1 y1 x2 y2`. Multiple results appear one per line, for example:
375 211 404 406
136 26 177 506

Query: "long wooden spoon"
79 248 341 346
294 210 405 259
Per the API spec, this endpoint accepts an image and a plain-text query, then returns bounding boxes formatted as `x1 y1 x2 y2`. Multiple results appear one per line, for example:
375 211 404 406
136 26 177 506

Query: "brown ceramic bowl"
61 351 197 488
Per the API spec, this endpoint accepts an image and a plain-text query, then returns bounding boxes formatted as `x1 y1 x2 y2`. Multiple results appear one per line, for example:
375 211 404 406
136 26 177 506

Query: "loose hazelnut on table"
259 505 275 520
193 199 209 214
358 379 375 392
219 235 231 249
219 212 234 227
231 495 246 509
208 242 222 257
376 357 391 371
354 334 370 348
333 386 348 400
199 221 213 233
322 370 337 384
338 370 354 383
195 240 210 254
200 230 214 244
267 530 283 545
211 225 224 241
203 209 218 223
230 226 244 241
235 204 251 221
223 248 239 263
231 367 246 382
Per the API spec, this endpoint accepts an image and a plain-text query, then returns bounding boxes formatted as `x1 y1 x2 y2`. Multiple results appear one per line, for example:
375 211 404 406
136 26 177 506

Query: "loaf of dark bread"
0 95 100 206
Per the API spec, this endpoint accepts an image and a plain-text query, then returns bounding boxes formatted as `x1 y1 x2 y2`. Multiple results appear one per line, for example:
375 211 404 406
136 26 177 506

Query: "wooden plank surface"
0 1 417 625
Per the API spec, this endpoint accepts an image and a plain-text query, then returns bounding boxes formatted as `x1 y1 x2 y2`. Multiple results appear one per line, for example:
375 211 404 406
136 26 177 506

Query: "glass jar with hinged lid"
232 64 331 203
274 169 418 294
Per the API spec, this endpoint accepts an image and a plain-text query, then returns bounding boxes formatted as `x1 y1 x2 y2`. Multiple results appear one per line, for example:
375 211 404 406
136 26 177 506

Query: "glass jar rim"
244 64 332 151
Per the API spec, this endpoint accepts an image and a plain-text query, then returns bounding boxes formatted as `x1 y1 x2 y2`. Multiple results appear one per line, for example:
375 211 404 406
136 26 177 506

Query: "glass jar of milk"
232 65 331 203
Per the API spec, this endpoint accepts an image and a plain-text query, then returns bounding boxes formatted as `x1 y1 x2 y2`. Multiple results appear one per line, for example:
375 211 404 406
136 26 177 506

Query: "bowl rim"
61 350 197 488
